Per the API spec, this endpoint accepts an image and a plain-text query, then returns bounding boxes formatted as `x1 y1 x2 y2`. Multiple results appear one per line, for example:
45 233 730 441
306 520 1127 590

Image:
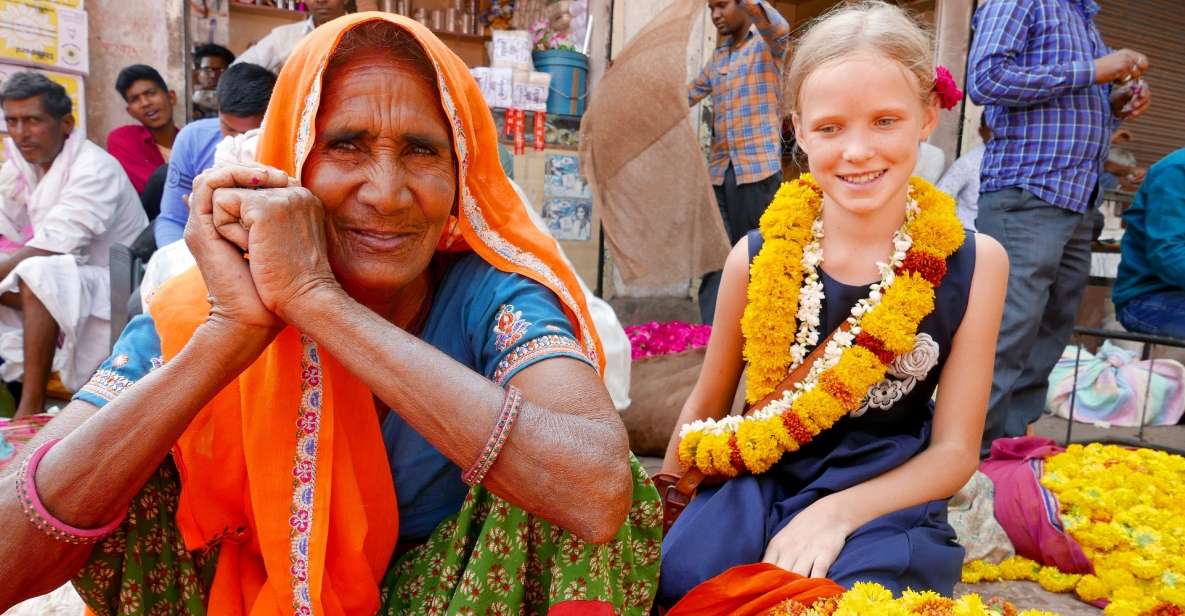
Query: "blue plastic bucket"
532 49 589 118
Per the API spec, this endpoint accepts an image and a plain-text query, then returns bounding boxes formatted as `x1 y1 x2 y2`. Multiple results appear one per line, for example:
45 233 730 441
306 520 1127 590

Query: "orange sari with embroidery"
149 13 602 615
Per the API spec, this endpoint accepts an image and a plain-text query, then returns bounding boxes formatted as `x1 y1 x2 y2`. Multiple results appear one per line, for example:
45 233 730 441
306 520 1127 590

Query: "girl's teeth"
843 171 883 184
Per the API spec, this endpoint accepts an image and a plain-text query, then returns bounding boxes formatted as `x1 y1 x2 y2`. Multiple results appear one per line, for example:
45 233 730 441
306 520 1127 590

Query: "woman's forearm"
0 322 270 608
819 441 978 536
285 284 632 542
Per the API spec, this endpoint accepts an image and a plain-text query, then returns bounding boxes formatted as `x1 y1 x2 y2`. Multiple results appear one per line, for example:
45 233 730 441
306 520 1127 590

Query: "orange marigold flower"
781 411 813 445
820 372 859 408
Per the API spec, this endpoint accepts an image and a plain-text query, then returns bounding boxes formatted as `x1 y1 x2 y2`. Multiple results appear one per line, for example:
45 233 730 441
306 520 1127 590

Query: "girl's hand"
185 165 286 336
762 497 853 579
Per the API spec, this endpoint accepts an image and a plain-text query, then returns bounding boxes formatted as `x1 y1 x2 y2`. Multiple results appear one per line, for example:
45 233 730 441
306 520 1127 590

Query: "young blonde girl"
657 1 1008 604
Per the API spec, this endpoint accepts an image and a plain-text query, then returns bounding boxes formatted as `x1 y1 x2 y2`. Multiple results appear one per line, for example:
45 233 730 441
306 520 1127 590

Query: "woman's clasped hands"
185 164 340 336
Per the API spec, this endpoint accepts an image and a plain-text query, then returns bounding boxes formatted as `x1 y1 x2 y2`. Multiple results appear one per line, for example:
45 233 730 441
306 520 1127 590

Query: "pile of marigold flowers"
758 582 1059 615
962 443 1185 616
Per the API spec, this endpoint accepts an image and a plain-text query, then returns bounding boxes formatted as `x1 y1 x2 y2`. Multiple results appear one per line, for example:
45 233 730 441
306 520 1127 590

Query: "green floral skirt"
73 456 661 615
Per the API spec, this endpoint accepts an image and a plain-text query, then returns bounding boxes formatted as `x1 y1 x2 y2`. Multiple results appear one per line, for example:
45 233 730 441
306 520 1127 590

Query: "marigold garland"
961 444 1185 616
758 581 1059 616
678 175 965 476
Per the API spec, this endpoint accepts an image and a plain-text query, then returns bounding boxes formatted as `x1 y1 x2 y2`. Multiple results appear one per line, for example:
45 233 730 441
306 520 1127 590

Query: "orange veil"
149 13 603 615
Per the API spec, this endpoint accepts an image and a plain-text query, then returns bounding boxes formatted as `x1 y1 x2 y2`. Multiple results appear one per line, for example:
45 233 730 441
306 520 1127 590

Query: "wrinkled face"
124 79 174 129
309 0 350 26
792 52 937 217
196 55 229 90
708 0 748 38
218 112 263 137
3 95 72 168
303 49 456 299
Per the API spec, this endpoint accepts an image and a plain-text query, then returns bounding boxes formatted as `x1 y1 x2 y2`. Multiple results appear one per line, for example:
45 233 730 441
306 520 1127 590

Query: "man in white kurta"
0 72 147 416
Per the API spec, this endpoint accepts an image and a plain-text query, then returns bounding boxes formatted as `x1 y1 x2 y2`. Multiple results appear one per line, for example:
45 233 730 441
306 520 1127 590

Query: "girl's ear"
791 112 808 156
919 95 940 141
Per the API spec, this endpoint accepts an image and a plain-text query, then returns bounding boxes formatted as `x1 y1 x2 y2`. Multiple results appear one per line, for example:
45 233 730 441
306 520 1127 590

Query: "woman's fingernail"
251 177 260 185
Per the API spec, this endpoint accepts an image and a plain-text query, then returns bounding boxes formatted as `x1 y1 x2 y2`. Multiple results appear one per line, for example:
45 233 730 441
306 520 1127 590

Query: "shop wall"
86 0 187 146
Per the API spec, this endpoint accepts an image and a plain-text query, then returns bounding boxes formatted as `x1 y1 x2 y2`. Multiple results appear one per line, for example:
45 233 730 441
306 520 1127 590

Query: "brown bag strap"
659 321 852 533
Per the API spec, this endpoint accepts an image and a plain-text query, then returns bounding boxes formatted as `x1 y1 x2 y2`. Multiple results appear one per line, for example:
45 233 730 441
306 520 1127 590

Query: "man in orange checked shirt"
690 0 789 324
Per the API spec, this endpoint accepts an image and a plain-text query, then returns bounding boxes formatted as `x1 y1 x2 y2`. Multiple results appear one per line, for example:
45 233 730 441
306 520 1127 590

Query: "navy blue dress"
658 230 976 606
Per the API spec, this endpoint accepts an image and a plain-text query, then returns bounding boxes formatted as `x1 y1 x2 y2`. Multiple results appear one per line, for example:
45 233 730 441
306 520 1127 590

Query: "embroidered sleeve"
475 275 593 386
74 314 162 408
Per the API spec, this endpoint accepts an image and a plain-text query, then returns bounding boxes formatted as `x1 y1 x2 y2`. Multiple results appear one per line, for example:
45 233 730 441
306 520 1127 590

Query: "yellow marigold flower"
880 273 938 321
704 432 739 477
1101 601 1144 616
1157 584 1185 607
694 432 722 476
952 593 989 616
899 589 951 612
1128 555 1162 580
1099 566 1138 593
1036 565 1081 593
961 560 1001 584
908 185 965 257
1075 575 1109 602
860 304 922 355
830 346 889 397
678 430 703 468
793 389 847 428
766 414 793 450
834 582 906 616
999 556 1040 581
736 417 782 474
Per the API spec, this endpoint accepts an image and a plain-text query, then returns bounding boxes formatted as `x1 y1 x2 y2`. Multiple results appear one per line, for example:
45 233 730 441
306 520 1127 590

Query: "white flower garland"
679 191 922 439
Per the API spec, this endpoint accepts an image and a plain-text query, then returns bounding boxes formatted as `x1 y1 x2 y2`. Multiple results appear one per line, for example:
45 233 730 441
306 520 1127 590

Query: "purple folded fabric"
979 436 1093 574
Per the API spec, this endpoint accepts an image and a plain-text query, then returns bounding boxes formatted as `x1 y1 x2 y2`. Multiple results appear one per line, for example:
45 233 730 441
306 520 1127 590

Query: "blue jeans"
1118 290 1185 339
976 188 1093 453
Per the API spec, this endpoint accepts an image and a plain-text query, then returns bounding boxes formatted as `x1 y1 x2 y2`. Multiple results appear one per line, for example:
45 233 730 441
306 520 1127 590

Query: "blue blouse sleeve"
463 263 594 386
74 314 162 408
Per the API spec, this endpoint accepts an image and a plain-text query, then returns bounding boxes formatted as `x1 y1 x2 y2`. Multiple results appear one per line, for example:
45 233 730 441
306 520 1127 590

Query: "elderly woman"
0 14 660 615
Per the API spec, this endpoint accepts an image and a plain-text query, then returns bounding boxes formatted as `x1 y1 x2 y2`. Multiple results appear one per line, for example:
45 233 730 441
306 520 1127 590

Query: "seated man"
191 43 236 119
106 65 179 194
1113 147 1185 339
154 62 277 247
0 72 147 417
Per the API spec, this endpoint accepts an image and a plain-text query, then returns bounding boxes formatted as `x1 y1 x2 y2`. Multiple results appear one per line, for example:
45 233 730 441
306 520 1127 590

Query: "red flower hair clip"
933 65 963 110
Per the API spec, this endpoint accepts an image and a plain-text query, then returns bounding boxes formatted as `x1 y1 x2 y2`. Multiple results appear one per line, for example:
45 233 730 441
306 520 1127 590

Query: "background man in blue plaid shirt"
968 0 1151 453
689 0 789 324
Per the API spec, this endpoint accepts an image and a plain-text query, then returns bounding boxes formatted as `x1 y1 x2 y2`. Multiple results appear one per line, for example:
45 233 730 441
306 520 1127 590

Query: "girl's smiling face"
792 51 939 216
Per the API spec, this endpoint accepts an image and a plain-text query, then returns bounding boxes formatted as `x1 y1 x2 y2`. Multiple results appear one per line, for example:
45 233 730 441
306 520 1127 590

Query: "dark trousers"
698 165 783 323
976 188 1093 454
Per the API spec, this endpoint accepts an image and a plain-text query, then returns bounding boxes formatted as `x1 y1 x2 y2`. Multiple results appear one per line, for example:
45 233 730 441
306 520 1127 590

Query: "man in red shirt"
106 65 179 194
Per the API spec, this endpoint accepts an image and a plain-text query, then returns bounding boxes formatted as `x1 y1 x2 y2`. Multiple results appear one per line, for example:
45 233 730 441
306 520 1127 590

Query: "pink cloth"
979 436 1093 574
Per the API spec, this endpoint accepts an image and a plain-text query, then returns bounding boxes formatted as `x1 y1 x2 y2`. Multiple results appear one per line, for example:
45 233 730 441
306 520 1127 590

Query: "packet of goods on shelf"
491 29 532 70
0 0 89 75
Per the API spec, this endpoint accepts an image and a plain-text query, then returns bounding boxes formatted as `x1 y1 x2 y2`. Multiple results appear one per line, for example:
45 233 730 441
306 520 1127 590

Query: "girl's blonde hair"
785 1 935 114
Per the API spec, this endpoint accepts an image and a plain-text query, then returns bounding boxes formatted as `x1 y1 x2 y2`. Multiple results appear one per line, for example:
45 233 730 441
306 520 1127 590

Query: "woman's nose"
356 161 413 214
